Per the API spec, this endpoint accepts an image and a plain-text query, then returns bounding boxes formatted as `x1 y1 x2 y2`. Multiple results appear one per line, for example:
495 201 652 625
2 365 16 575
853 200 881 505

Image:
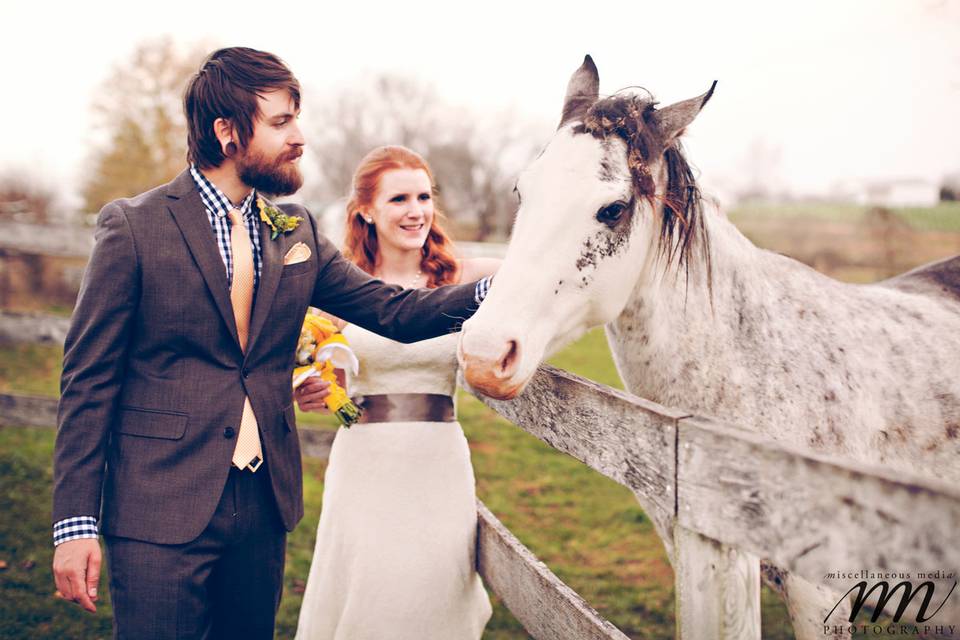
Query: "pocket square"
284 242 311 265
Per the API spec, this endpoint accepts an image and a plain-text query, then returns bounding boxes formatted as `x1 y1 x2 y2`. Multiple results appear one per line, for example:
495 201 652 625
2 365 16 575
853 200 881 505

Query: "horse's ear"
558 55 600 129
653 81 717 142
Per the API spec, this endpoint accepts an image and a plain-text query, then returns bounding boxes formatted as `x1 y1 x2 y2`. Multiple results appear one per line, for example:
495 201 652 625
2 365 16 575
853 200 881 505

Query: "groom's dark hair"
184 47 301 169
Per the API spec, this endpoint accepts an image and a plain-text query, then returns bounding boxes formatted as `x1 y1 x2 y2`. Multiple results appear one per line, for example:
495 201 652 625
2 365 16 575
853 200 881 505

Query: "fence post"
674 526 760 640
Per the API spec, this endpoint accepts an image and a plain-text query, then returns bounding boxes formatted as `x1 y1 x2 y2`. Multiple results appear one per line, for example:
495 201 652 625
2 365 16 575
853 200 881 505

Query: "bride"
294 145 498 639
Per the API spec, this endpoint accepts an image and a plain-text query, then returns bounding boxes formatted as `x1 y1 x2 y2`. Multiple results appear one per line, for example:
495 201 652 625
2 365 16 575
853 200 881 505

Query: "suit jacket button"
223 427 235 439
242 368 250 379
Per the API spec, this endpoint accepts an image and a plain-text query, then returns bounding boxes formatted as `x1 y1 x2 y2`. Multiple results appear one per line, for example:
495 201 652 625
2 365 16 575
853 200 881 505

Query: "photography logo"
822 570 957 637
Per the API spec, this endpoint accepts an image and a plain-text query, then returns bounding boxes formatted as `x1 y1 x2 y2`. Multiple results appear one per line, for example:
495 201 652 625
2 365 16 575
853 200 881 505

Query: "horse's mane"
573 93 711 282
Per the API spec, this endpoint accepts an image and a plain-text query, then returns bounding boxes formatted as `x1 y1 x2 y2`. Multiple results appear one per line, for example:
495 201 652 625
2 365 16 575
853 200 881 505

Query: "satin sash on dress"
356 393 455 424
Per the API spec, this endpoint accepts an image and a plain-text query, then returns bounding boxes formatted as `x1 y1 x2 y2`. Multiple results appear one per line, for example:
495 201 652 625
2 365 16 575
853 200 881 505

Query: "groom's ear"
213 118 237 157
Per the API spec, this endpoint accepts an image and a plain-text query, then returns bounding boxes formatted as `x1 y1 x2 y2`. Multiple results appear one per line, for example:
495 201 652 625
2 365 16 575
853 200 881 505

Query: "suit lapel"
247 197 285 354
165 170 241 349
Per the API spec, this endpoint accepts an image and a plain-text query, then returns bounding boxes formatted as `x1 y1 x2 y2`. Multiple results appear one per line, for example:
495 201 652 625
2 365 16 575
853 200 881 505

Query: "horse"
457 55 960 638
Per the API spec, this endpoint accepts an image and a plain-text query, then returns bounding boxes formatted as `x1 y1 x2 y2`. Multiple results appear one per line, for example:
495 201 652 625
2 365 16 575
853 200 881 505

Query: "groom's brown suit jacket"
52 169 479 544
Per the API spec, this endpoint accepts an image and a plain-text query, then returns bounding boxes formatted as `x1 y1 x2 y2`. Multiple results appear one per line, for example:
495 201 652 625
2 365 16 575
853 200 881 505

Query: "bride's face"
368 168 434 253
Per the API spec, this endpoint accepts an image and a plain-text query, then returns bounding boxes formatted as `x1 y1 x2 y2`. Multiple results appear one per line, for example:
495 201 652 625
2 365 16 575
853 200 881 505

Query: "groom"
51 47 491 639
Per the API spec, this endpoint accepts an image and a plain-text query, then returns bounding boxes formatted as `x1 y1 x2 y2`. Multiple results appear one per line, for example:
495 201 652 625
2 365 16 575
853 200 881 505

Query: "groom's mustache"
281 148 303 162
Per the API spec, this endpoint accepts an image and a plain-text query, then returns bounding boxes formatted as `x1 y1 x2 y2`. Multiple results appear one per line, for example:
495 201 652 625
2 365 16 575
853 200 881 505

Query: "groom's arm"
305 210 491 343
53 202 140 538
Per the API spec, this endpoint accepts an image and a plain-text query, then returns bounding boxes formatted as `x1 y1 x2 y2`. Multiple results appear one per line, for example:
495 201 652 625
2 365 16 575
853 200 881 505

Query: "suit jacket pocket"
280 260 313 278
116 406 189 440
283 403 297 432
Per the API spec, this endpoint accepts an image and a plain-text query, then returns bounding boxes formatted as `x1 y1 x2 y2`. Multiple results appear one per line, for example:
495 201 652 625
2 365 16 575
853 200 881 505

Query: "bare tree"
306 75 546 241
82 37 211 213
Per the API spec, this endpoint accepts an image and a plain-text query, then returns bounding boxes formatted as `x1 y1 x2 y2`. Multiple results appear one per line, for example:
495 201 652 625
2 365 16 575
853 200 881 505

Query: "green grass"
0 427 113 639
729 200 960 233
0 331 801 639
893 202 960 232
0 343 62 396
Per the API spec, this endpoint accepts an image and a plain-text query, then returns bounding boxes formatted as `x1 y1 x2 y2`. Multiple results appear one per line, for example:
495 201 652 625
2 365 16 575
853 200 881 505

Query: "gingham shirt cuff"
474 276 492 305
53 516 99 546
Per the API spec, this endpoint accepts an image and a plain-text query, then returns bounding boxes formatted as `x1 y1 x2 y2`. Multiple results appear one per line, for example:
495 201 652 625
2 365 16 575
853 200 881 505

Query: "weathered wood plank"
0 392 58 427
297 427 336 460
0 310 71 344
472 364 683 516
674 526 761 640
0 222 93 257
476 501 631 640
676 415 960 621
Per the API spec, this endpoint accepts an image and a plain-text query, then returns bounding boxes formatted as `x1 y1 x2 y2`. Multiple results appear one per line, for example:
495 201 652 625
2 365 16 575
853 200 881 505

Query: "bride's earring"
364 216 374 224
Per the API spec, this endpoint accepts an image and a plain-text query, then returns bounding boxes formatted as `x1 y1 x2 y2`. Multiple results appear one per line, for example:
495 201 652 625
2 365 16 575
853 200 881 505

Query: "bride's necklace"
378 270 423 289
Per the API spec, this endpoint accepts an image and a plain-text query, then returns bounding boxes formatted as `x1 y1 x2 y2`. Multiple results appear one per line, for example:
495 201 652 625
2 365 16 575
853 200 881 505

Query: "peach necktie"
228 208 263 472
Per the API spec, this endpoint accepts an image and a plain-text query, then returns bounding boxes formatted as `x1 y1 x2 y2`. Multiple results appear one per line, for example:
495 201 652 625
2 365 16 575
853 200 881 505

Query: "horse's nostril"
499 340 520 377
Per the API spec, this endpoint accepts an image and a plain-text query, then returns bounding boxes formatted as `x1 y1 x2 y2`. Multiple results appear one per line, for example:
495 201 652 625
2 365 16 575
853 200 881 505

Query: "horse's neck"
609 207 960 476
609 210 807 417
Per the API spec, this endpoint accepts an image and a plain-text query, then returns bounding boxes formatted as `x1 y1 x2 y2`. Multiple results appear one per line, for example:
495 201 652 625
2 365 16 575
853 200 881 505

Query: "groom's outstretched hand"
52 538 101 613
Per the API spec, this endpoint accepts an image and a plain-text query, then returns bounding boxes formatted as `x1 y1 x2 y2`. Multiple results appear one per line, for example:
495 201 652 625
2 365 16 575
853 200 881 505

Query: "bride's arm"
457 257 501 284
311 308 347 331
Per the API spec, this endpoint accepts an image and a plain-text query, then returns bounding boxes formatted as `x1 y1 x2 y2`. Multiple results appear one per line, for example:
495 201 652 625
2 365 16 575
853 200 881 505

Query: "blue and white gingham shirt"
474 276 491 306
189 164 263 290
53 169 492 546
52 516 98 546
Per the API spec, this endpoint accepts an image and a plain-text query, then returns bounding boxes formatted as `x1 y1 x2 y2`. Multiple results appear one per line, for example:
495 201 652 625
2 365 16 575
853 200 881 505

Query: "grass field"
729 200 960 233
725 201 960 285
0 330 804 639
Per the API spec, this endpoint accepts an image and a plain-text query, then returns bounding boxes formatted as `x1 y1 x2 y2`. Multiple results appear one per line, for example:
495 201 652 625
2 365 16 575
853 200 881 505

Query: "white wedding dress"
295 324 492 640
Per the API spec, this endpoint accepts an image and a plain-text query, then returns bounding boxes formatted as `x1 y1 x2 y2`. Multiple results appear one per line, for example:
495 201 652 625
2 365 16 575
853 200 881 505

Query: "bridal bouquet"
292 314 362 427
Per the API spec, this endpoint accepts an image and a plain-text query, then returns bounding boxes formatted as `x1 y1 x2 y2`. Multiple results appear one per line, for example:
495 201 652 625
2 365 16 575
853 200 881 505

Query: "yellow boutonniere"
258 197 303 240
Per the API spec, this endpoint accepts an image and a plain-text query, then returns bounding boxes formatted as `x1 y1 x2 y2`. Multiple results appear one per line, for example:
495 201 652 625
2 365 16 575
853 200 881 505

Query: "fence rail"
476 502 629 640
0 310 71 344
0 222 93 258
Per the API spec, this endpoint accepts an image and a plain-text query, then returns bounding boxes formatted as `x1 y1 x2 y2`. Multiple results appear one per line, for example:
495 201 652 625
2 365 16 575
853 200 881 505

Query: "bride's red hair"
343 146 459 288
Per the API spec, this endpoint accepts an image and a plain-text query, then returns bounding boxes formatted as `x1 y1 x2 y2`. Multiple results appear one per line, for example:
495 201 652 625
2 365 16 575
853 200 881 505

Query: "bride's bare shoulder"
456 257 501 283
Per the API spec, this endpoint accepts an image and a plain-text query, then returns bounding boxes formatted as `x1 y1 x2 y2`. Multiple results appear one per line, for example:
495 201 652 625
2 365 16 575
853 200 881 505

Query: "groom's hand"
294 376 332 413
52 538 101 613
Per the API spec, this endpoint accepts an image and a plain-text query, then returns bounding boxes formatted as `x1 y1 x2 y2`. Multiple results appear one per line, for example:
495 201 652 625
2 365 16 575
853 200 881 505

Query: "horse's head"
459 56 715 400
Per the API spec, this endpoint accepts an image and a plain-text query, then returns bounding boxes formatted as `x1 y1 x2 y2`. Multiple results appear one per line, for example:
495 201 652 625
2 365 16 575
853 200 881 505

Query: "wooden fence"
2 312 959 637
0 222 91 309
473 365 960 636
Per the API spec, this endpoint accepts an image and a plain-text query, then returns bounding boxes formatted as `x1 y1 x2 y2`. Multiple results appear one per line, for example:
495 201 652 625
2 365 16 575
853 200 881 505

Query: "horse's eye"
596 201 627 226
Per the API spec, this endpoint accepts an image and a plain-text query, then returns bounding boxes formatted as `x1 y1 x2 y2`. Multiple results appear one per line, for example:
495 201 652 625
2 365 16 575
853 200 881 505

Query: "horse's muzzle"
460 338 525 400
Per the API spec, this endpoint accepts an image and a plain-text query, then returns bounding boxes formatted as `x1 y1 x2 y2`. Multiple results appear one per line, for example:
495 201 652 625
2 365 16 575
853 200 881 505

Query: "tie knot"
227 208 243 227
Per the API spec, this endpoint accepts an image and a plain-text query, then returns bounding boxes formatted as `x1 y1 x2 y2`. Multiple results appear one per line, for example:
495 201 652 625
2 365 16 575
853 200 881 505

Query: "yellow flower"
257 197 302 240
259 202 274 229
292 313 362 426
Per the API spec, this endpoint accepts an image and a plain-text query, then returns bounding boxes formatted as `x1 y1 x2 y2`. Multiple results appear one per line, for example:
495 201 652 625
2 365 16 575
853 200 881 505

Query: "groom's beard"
237 147 304 196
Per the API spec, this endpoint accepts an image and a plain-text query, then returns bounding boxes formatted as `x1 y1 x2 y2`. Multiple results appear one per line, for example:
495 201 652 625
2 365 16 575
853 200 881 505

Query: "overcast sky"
2 0 958 208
